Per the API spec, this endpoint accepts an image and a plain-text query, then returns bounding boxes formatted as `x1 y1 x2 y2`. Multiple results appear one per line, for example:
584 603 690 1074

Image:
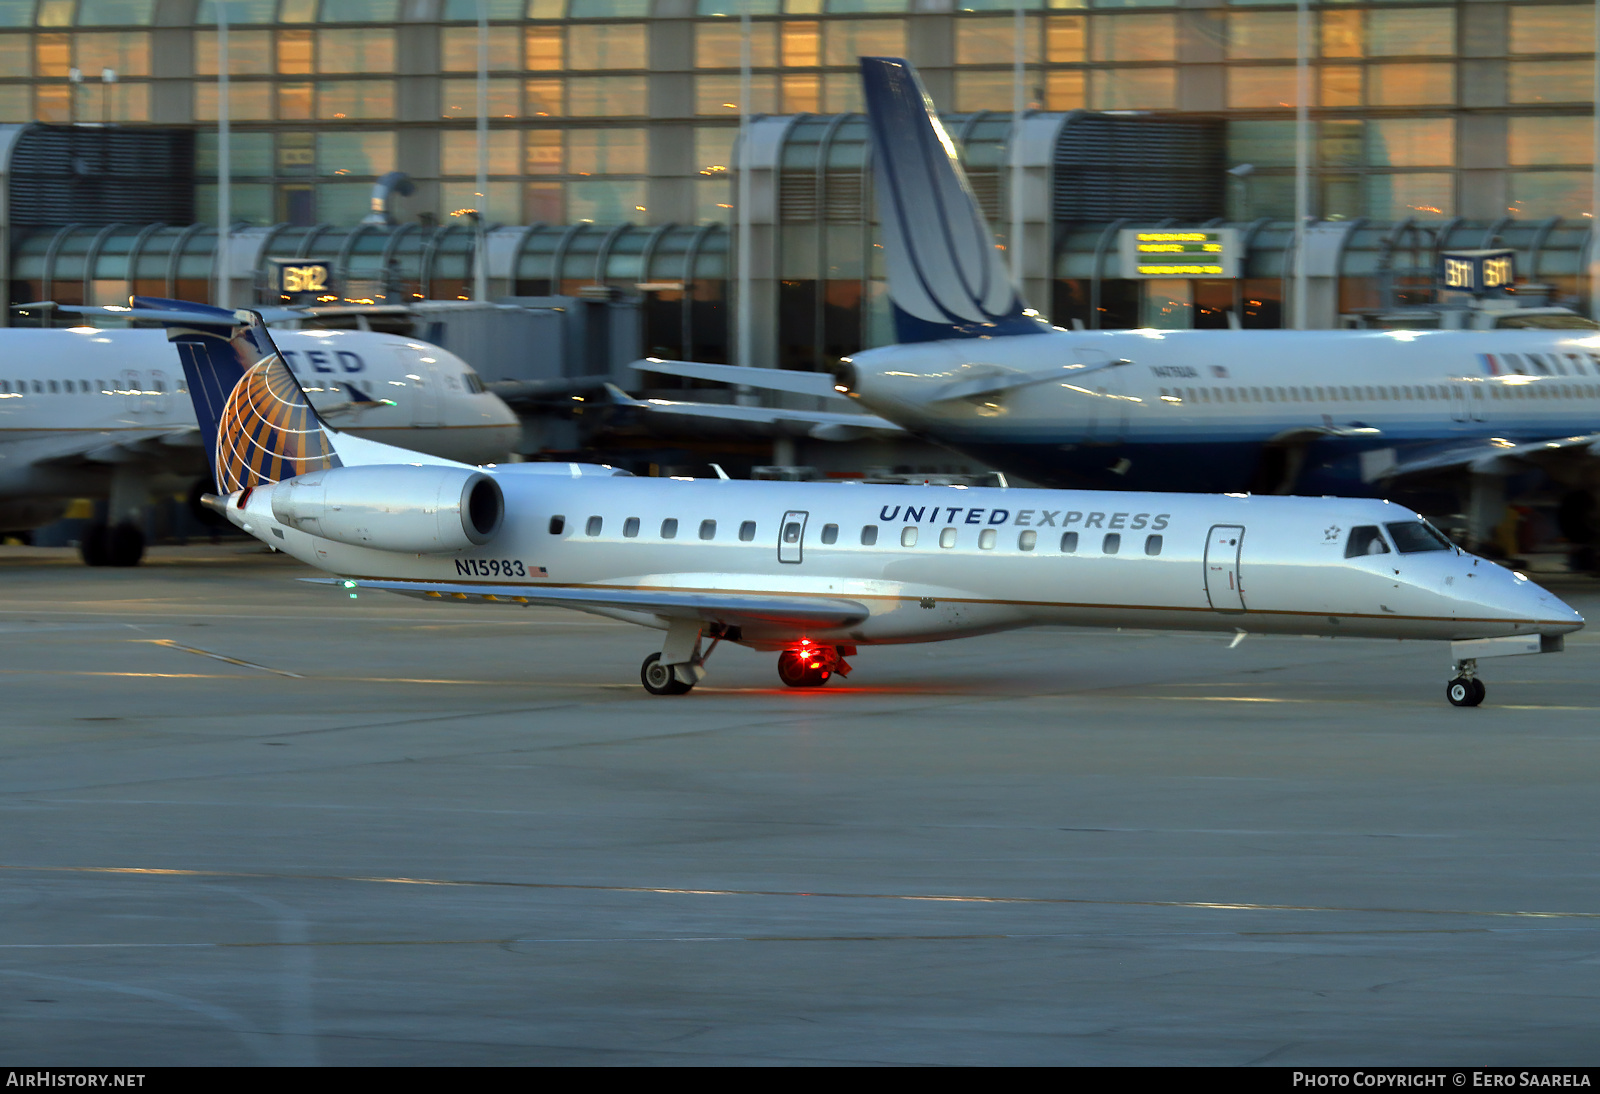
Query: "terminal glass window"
441 26 520 71
956 15 1038 65
1091 14 1175 62
444 0 524 15
75 0 152 24
1226 11 1296 60
442 130 518 175
1344 525 1390 558
442 77 520 118
195 30 272 75
1367 10 1453 57
1321 9 1361 58
1045 15 1084 63
318 80 393 120
525 78 562 116
1510 117 1593 166
1509 61 1589 104
860 524 877 545
823 19 905 67
1368 119 1453 168
318 29 394 74
567 128 646 175
279 29 313 74
783 20 819 66
1090 68 1174 110
568 75 647 116
1367 63 1454 107
527 26 562 70
318 131 395 175
661 518 678 539
697 21 777 68
1510 5 1592 56
318 0 398 21
568 0 649 15
1228 67 1295 110
568 23 645 69
77 30 147 75
197 0 279 18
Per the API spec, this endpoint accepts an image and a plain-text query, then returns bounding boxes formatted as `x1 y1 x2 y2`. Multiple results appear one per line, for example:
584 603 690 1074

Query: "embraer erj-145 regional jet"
634 58 1600 558
0 314 519 565
152 297 1580 707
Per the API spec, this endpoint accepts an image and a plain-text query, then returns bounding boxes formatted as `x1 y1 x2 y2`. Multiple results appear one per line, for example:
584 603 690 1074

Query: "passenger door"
1203 524 1246 612
778 510 808 564
1449 378 1486 423
400 348 441 428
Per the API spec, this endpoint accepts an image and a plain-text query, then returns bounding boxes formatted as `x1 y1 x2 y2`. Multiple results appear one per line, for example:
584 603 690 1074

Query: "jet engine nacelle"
270 464 504 553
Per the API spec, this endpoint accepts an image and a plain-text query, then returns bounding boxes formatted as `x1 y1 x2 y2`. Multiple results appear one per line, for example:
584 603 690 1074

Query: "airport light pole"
736 0 752 374
1590 0 1599 319
1010 1 1025 291
1292 0 1309 330
473 0 489 302
216 2 230 309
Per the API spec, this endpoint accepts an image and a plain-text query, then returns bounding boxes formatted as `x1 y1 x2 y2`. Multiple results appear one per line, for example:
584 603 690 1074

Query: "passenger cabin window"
939 527 957 548
1103 533 1121 555
901 526 918 547
1145 534 1163 556
661 518 678 539
699 519 716 540
783 521 802 544
1385 521 1453 553
586 516 602 536
48 380 58 393
861 524 878 545
548 515 565 535
820 523 838 545
1060 531 1079 553
623 517 640 538
1345 525 1390 557
739 520 756 542
979 528 997 550
1018 530 1037 551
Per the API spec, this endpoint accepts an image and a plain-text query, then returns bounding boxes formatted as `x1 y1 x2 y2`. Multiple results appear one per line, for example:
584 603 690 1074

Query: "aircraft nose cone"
1513 573 1584 636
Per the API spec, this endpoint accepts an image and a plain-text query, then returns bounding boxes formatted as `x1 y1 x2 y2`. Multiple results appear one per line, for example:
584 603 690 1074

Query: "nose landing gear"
1447 658 1486 707
777 643 852 688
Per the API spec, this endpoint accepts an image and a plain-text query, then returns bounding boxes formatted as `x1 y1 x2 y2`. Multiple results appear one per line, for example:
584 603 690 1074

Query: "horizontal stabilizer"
632 359 849 401
307 577 871 629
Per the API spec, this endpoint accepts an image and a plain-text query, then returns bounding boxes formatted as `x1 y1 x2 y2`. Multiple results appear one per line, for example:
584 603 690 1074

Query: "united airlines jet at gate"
632 58 1600 558
153 297 1580 707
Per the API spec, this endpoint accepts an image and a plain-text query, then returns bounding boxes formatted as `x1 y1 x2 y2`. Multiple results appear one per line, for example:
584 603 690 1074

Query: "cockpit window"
1385 521 1453 553
1344 525 1391 558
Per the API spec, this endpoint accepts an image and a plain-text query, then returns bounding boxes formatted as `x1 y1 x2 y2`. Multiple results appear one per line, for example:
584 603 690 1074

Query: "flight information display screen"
1119 229 1239 279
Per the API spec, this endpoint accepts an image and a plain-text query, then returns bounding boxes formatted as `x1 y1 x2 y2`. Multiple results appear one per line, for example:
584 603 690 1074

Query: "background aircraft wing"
308 577 870 629
24 426 201 468
631 359 850 401
604 384 905 441
929 359 1132 403
1381 433 1600 480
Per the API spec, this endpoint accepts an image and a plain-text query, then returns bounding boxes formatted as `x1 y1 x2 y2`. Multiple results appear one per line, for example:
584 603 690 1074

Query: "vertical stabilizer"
133 296 342 492
859 57 1050 343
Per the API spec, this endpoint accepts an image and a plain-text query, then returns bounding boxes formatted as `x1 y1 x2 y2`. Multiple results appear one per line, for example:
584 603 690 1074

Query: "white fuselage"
848 328 1600 492
225 474 1581 651
0 327 520 519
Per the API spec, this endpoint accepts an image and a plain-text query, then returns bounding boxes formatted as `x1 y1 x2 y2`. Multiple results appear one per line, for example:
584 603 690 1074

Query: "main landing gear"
1447 658 1486 708
777 642 853 688
79 522 145 567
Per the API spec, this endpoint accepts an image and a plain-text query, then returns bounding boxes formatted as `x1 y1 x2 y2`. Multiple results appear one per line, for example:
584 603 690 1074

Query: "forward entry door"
1203 524 1246 612
778 510 808 564
401 349 441 427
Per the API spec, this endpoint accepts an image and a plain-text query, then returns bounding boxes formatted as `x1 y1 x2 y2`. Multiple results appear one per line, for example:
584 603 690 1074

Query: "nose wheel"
1447 657 1486 707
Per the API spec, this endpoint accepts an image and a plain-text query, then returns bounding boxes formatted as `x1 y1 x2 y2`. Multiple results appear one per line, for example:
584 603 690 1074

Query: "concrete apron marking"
4 863 1600 923
141 639 305 679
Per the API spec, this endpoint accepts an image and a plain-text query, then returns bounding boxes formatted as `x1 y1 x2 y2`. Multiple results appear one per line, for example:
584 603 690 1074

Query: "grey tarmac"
0 544 1597 1066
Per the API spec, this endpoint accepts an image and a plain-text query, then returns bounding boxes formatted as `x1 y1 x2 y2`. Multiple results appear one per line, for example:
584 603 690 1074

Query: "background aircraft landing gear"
1447 659 1485 707
79 522 144 567
641 652 694 695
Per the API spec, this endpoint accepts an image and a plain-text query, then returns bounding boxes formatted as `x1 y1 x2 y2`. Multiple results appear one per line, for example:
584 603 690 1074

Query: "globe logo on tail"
214 350 341 493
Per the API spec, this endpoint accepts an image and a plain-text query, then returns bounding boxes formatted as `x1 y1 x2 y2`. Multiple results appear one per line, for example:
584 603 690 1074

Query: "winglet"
859 57 1050 344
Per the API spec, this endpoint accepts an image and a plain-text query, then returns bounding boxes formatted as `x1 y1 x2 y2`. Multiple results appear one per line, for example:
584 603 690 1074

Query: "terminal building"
2 0 1599 368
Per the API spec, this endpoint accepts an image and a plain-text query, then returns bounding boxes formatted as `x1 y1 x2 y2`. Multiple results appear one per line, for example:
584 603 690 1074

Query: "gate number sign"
1438 249 1514 294
270 259 335 301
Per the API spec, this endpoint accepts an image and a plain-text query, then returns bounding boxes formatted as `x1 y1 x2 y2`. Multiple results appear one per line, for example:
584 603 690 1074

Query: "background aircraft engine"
269 465 504 554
